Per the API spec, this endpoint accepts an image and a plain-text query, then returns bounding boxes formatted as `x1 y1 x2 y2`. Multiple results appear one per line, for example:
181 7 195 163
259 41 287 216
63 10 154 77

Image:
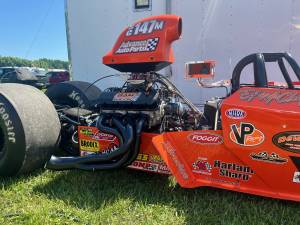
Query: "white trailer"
65 0 300 105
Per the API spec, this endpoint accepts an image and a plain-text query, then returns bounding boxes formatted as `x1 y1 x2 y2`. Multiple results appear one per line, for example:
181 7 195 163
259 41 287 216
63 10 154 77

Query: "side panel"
152 129 300 201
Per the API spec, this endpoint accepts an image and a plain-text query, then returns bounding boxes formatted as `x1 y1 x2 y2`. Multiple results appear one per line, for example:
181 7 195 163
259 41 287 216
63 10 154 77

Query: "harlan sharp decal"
188 133 223 145
250 151 288 164
115 38 159 54
230 122 264 146
273 131 300 153
225 108 246 119
214 160 254 181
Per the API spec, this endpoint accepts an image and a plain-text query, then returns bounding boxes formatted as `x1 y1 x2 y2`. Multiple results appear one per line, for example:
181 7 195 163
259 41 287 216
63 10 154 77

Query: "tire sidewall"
0 94 26 176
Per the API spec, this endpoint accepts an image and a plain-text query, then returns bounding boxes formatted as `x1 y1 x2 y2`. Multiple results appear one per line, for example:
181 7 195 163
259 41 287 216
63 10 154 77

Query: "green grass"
0 169 299 225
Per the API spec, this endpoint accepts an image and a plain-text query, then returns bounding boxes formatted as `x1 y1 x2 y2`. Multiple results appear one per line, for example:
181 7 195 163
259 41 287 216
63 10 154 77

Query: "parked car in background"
0 67 15 79
46 70 70 85
0 68 45 89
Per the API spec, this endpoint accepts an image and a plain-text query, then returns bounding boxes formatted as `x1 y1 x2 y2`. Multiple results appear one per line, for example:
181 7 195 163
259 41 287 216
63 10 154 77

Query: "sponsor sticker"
250 151 288 164
204 177 240 186
93 132 116 141
225 108 246 119
214 160 254 181
126 20 164 36
188 133 223 145
113 92 141 102
192 158 212 175
273 131 300 153
293 171 300 183
230 122 264 146
78 126 120 155
79 128 93 137
136 153 149 161
129 161 159 172
115 38 159 54
162 141 189 180
128 154 171 174
79 139 99 152
158 164 171 174
239 89 300 106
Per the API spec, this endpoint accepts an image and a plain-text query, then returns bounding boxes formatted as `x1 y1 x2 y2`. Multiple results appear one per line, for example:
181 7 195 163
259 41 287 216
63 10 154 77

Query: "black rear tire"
0 84 60 176
45 81 101 108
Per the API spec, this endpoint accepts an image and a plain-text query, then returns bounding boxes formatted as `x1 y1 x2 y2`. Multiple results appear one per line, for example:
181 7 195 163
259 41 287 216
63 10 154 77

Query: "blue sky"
0 0 68 61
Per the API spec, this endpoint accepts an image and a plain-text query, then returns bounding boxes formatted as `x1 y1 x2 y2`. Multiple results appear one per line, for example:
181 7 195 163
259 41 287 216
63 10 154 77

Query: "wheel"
0 84 60 176
45 81 101 108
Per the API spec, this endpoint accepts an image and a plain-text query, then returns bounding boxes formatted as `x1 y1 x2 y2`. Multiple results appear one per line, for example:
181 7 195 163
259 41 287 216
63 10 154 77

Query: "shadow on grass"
32 169 300 225
0 169 45 189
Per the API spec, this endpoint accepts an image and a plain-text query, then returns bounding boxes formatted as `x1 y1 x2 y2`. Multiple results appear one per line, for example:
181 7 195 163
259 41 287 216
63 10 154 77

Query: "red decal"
188 133 224 145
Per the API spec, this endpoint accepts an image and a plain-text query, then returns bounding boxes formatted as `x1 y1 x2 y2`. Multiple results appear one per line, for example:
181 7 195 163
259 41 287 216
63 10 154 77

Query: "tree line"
0 56 69 70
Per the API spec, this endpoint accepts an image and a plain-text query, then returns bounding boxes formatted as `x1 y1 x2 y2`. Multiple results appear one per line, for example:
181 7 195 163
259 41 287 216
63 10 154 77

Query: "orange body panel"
129 87 300 202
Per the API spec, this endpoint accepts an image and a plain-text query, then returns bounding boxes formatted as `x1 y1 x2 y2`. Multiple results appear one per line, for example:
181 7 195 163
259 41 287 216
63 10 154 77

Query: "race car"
1 14 300 202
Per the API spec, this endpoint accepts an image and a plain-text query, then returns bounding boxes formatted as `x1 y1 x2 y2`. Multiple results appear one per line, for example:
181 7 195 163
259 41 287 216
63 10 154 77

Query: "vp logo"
229 123 264 146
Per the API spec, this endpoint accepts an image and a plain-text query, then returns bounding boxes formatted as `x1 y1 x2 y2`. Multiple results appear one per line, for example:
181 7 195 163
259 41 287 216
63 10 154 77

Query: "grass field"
0 169 299 225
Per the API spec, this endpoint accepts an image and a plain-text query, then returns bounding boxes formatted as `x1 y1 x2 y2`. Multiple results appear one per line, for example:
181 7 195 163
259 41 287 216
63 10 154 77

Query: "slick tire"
0 84 60 176
45 81 101 108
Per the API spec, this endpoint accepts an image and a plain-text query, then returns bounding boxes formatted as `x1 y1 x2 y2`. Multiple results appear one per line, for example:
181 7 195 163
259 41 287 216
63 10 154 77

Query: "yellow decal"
80 139 99 152
136 154 149 161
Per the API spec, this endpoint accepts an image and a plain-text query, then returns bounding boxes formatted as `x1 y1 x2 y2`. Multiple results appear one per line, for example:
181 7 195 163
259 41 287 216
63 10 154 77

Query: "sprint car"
1 15 300 202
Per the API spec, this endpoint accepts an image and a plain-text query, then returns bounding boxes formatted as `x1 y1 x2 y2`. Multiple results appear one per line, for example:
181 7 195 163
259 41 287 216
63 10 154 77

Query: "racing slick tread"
0 84 60 176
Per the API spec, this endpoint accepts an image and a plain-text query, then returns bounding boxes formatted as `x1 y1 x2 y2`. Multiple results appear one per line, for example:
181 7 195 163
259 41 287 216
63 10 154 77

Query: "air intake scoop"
103 14 182 72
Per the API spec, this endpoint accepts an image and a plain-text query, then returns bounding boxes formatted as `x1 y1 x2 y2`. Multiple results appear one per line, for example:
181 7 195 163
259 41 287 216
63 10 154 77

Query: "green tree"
0 56 69 70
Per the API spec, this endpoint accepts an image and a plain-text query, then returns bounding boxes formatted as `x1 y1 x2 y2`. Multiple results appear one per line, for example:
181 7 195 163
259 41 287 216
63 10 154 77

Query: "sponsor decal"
204 177 240 186
115 38 159 54
214 160 254 181
92 132 116 141
250 151 288 164
113 92 141 102
162 141 189 180
225 108 246 119
0 103 15 143
273 131 300 153
149 154 163 163
158 164 171 175
136 153 149 162
239 89 300 106
230 122 264 146
129 161 159 172
188 133 223 145
128 154 171 174
293 171 300 183
78 126 120 155
79 139 99 152
126 20 164 36
79 128 93 136
68 90 85 108
192 158 212 175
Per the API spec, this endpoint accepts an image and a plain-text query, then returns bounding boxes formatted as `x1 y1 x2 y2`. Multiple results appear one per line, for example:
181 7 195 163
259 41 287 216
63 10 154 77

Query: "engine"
95 73 201 131
46 15 205 170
